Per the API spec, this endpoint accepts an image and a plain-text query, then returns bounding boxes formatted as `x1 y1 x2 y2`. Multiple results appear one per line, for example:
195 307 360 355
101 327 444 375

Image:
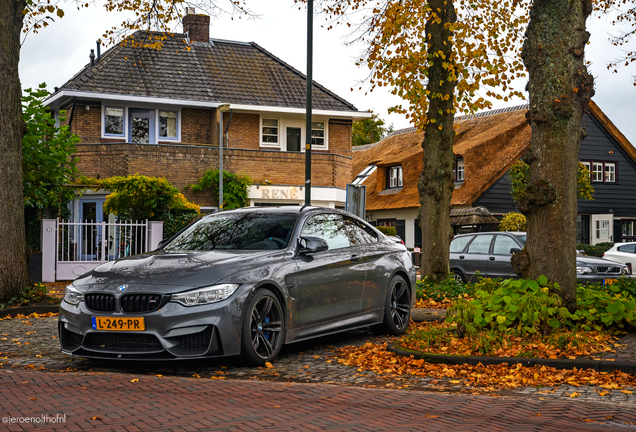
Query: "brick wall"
181 108 212 145
227 113 259 149
74 144 353 206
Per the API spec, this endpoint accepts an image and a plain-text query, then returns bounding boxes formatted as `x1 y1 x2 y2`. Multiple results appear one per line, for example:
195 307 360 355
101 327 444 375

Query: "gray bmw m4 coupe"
59 206 416 365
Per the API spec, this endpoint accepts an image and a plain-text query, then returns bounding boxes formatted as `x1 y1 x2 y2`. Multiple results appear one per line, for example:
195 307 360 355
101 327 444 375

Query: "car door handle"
350 254 360 262
459 255 465 259
489 256 495 261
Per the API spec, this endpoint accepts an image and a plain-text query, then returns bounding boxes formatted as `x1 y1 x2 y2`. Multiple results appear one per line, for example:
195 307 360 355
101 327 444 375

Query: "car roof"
454 231 526 237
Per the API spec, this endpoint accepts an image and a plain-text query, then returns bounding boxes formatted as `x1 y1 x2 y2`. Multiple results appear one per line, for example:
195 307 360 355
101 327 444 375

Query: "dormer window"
455 158 464 182
388 166 403 188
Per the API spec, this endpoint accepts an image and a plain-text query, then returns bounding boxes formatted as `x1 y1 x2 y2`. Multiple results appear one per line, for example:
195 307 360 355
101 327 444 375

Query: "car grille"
174 327 213 351
595 266 622 275
85 294 116 312
121 294 162 313
84 333 163 351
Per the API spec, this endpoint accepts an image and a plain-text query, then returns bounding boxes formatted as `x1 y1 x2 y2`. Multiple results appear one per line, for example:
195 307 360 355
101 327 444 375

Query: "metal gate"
56 220 149 280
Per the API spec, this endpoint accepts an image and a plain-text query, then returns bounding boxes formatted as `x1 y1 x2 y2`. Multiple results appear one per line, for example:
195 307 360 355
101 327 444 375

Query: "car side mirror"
298 236 329 255
510 247 522 254
156 239 169 250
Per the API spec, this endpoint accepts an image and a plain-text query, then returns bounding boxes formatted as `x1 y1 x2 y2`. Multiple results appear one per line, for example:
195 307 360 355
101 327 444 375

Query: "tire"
451 269 465 284
374 275 411 335
240 289 284 366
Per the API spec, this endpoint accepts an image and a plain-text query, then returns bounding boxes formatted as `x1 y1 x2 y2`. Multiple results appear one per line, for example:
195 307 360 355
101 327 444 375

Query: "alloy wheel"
390 280 410 331
249 295 283 360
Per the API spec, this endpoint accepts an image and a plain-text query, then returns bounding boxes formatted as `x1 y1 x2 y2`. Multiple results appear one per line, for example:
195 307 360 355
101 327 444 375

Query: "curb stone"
0 305 59 319
388 341 636 374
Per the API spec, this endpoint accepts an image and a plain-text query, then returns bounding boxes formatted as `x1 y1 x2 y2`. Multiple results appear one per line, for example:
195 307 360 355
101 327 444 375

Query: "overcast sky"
19 1 636 145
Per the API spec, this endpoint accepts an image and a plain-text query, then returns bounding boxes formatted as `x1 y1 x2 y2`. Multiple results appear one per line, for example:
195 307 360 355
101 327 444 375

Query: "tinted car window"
492 235 520 255
618 244 636 253
450 236 473 253
467 235 493 254
164 212 298 251
344 217 378 245
301 213 350 250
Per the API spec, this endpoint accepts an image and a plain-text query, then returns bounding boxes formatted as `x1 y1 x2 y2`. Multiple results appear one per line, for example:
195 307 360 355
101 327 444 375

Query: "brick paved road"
1 370 635 431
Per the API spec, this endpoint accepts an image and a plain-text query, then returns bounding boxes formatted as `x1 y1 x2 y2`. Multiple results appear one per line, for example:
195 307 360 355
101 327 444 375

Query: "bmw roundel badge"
118 285 128 292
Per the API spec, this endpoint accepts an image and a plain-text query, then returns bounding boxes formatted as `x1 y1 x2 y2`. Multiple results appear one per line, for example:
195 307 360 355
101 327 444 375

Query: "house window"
311 122 325 146
624 221 635 237
261 119 279 145
580 161 591 174
388 166 403 188
104 107 124 136
592 162 603 182
605 162 616 182
159 111 178 139
455 158 465 182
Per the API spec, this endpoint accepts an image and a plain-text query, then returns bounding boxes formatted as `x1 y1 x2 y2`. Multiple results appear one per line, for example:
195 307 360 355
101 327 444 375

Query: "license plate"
91 317 145 331
603 279 617 285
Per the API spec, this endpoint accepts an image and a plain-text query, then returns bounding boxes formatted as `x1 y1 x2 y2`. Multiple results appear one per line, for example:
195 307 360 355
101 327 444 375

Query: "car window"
344 216 378 246
618 244 636 253
301 213 350 250
164 212 298 251
450 236 473 253
513 234 527 245
492 235 520 255
466 235 494 254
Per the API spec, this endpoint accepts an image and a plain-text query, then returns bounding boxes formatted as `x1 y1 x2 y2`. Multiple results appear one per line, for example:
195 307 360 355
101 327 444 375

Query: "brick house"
353 102 636 248
44 10 370 222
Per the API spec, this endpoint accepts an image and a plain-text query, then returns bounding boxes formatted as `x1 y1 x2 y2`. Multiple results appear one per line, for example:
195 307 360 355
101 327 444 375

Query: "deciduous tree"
352 110 388 146
308 0 527 282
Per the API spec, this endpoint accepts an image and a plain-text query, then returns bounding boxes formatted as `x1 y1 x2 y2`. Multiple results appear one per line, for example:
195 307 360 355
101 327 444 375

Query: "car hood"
72 249 288 293
576 255 625 267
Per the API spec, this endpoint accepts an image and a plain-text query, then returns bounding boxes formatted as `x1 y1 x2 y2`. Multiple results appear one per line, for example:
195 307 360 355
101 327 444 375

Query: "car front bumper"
577 274 634 284
58 287 251 360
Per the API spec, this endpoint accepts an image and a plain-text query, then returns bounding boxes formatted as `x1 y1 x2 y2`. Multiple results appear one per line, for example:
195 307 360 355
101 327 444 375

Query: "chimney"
89 49 95 66
182 8 210 43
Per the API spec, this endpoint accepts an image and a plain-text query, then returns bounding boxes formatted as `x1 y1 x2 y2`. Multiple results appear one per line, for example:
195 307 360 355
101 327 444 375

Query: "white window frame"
456 158 465 182
157 110 181 141
310 121 328 150
260 117 281 148
623 221 635 237
389 166 403 188
596 220 610 239
101 103 182 143
102 105 127 138
605 162 616 183
592 162 604 182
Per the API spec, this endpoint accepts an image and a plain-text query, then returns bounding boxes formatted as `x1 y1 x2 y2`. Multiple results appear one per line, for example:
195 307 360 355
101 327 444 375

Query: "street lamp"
218 103 231 211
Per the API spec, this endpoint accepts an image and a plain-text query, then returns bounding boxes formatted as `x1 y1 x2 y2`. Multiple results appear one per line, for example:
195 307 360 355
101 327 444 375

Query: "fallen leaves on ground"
400 321 618 360
0 312 58 321
415 298 452 309
329 342 636 391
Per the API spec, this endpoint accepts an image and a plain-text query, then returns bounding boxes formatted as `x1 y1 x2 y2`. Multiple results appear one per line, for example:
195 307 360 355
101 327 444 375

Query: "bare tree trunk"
0 0 30 298
418 0 457 282
513 0 594 311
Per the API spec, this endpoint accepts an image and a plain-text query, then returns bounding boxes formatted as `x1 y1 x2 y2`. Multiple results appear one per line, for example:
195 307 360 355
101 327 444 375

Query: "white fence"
41 219 163 282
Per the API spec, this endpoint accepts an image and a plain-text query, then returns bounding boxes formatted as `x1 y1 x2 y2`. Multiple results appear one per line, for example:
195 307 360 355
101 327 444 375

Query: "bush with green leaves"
447 276 636 337
498 212 526 232
0 283 59 309
577 242 615 258
376 226 397 236
416 275 475 302
186 169 251 210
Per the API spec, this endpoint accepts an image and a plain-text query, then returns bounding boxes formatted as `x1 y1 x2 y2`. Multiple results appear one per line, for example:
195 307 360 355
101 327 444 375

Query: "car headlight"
576 266 594 275
170 284 239 306
63 284 84 305
622 266 630 276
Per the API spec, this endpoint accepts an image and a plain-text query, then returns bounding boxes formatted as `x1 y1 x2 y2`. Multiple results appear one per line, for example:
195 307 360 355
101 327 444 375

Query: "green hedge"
376 226 397 236
577 242 614 257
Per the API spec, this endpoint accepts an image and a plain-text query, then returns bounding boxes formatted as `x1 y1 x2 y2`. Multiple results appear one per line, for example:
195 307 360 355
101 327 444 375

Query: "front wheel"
374 275 411 335
451 269 465 284
241 289 284 365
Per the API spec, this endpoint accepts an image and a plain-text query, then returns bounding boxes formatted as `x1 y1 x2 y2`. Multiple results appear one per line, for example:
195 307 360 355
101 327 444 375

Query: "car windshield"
513 234 527 245
163 212 298 251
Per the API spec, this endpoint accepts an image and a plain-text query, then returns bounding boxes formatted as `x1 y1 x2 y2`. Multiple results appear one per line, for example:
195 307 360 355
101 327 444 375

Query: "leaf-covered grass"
415 276 477 309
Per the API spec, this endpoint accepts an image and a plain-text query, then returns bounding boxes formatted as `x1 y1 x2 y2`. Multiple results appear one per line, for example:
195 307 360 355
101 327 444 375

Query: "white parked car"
603 242 636 274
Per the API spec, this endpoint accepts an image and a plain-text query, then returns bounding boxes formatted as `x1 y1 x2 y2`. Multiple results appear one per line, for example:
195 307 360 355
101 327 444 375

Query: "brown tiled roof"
57 33 358 111
353 102 636 212
352 106 532 211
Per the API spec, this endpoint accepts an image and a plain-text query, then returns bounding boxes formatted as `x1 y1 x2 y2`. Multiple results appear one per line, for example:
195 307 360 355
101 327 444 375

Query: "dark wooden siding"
473 113 636 218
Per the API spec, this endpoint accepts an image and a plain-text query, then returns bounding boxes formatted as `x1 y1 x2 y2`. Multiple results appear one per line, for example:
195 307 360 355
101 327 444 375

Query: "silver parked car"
59 206 416 365
449 231 631 284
